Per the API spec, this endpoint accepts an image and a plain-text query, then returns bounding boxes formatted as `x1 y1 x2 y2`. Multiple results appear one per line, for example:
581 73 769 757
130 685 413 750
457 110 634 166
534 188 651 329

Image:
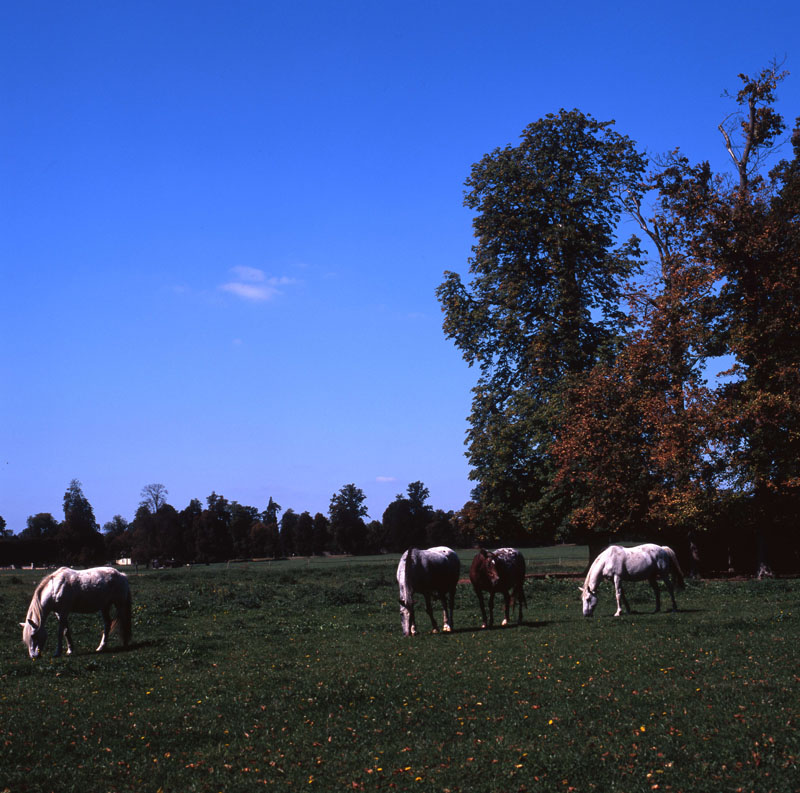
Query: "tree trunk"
584 532 611 574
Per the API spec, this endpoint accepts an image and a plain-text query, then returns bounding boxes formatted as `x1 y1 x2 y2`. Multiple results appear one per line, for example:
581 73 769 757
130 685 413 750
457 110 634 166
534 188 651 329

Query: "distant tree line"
0 479 478 568
437 63 800 576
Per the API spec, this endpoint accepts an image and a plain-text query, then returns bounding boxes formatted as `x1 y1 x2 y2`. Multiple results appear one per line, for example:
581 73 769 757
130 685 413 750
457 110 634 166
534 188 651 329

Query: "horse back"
407 547 459 594
54 567 129 613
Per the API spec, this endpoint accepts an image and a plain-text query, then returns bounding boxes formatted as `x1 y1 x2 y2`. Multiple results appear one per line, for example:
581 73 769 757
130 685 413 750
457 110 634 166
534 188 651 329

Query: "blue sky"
2 1 799 532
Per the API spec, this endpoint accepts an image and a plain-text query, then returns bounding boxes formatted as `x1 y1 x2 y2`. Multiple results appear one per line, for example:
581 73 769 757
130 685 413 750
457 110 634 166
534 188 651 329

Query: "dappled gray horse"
397 546 460 636
580 544 685 617
21 566 132 658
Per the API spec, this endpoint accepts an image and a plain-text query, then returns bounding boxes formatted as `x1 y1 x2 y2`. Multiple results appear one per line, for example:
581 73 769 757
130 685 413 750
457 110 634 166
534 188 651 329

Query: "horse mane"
581 548 608 593
26 570 59 624
404 547 418 579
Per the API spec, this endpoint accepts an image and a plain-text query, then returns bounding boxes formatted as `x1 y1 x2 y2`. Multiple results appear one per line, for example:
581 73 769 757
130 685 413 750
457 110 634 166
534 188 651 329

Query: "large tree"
194 492 232 562
552 65 800 574
437 109 646 540
710 66 800 575
59 479 104 565
139 483 169 514
381 481 434 551
553 153 721 559
20 512 60 540
329 483 368 554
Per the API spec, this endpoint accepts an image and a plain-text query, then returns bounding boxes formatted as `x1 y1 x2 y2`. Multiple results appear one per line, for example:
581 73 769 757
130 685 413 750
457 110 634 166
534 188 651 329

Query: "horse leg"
488 591 496 627
424 593 439 633
613 577 628 616
56 614 72 656
54 616 64 657
96 607 111 652
441 590 454 633
501 591 511 626
663 575 678 611
476 589 489 629
650 577 662 613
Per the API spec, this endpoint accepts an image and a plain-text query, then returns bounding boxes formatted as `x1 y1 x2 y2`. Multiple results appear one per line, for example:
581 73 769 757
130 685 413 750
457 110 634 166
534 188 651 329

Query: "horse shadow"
87 637 161 655
595 606 704 617
452 619 552 633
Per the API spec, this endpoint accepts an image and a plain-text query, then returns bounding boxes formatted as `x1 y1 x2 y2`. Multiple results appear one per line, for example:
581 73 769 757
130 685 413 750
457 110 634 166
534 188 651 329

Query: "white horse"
21 566 132 658
580 544 685 617
397 546 460 636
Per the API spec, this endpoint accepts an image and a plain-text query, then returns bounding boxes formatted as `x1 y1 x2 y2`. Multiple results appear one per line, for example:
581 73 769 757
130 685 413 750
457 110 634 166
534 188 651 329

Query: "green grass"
1 554 798 792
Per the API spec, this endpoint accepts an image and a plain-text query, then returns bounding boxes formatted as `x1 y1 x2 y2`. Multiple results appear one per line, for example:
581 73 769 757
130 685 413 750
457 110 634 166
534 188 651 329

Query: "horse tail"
110 588 133 647
663 546 685 589
516 555 528 607
515 581 528 610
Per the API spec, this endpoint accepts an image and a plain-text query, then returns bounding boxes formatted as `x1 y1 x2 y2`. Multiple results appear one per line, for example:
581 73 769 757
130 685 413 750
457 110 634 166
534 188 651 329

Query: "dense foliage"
438 64 800 572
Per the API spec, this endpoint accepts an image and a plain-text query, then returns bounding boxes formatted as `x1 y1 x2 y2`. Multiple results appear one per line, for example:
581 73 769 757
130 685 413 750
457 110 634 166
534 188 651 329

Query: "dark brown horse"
469 548 527 628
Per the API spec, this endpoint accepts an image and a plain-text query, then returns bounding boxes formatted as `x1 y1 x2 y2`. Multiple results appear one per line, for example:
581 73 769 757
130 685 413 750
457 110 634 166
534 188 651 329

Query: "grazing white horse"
397 546 460 636
21 567 132 658
580 544 685 617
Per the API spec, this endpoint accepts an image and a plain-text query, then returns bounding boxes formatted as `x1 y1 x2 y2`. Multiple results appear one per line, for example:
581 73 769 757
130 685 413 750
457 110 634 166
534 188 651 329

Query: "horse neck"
398 550 414 600
583 554 605 591
27 577 55 624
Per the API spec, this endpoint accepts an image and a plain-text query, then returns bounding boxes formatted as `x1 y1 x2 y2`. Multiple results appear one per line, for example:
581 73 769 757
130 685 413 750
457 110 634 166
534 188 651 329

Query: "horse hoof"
501 619 508 627
443 625 452 633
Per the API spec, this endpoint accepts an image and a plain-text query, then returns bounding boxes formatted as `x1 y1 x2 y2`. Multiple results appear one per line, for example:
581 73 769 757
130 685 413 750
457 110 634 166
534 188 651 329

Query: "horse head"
398 597 417 636
475 548 501 586
20 617 46 659
579 585 598 617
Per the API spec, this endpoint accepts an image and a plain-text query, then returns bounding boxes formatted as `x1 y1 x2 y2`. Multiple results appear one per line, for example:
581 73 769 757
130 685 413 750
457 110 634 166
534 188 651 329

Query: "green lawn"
1 553 797 792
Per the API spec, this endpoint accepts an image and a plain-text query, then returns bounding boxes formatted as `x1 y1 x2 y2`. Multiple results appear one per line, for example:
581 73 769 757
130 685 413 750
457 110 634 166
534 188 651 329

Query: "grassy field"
1 550 798 792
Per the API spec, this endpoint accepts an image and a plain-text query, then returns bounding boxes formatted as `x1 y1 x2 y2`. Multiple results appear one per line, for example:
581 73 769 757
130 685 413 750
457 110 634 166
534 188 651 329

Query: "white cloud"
376 476 397 483
231 265 266 283
220 281 280 301
219 270 298 302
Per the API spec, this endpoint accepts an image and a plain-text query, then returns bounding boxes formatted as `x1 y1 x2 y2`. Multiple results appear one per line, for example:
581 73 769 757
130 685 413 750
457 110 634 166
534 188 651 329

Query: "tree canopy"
440 65 800 572
437 108 646 541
